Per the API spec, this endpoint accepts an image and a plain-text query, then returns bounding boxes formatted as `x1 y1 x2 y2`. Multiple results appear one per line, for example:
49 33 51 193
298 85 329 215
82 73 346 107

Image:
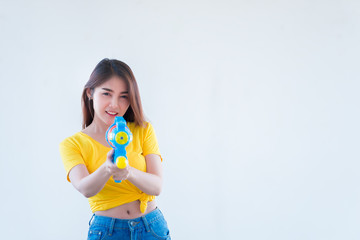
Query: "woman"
59 58 171 240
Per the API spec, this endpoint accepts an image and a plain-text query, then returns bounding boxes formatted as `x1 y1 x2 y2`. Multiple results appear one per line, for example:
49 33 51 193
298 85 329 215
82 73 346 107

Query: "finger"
113 175 122 180
107 149 114 158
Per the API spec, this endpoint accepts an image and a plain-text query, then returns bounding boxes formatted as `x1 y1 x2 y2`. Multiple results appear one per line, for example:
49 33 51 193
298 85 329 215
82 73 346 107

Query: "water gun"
105 116 133 183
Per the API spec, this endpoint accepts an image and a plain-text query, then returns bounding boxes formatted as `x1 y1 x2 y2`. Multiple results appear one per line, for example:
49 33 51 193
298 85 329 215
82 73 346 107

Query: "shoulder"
59 132 90 151
127 122 158 146
127 121 155 136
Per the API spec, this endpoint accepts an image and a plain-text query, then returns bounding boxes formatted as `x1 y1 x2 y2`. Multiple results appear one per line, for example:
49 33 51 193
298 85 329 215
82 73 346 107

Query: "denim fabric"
87 208 171 240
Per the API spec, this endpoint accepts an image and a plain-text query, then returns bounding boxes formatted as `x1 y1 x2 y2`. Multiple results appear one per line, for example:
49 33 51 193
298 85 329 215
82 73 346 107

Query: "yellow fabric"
59 122 162 213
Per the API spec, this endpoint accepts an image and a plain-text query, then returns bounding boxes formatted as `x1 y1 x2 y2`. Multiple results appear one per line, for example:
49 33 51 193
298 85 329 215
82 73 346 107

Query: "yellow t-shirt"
59 122 162 213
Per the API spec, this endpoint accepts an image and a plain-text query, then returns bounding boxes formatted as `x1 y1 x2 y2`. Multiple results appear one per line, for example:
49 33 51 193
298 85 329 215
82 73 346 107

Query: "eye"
102 92 110 96
120 95 128 99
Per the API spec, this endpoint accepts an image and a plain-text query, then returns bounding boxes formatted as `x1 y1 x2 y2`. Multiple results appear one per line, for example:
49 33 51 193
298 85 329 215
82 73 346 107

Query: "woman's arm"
69 151 163 197
69 149 120 198
124 154 163 196
69 164 111 198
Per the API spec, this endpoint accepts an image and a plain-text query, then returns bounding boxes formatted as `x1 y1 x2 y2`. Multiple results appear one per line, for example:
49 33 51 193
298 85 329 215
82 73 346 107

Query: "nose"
110 97 119 108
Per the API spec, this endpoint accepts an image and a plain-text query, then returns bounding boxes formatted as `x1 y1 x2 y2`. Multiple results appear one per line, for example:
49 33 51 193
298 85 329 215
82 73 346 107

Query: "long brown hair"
81 58 145 129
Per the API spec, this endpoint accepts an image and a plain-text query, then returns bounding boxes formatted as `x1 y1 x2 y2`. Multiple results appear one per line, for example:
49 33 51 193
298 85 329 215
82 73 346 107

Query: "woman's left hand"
112 165 131 181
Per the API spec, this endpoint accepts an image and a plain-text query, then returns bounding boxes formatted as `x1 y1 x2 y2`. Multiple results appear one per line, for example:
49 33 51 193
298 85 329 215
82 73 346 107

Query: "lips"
106 111 118 116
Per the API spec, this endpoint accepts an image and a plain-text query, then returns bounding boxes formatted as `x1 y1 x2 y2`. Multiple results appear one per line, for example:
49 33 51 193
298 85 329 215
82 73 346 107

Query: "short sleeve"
59 138 85 182
142 122 163 161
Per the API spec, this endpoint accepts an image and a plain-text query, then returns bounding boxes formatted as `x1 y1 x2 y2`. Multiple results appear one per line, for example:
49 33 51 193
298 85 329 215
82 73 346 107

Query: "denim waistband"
89 207 163 231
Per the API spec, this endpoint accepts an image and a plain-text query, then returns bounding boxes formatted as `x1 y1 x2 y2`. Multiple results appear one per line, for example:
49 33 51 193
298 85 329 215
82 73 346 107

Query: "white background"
1 0 359 239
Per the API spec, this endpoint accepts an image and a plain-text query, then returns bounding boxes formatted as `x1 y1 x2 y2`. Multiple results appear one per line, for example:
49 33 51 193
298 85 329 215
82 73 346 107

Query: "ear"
86 88 93 99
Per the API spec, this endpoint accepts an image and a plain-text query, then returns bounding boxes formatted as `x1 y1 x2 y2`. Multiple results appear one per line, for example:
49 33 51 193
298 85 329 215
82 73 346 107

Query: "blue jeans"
87 208 171 240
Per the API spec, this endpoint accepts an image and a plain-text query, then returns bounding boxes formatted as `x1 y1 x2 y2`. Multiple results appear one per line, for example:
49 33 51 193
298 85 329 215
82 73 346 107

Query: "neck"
88 117 111 134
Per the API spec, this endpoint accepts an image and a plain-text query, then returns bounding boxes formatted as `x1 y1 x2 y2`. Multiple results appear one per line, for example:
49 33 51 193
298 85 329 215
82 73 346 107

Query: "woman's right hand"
104 149 131 181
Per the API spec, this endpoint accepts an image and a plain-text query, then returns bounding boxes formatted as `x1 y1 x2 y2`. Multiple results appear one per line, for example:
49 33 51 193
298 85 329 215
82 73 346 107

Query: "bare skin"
69 76 162 219
94 200 157 219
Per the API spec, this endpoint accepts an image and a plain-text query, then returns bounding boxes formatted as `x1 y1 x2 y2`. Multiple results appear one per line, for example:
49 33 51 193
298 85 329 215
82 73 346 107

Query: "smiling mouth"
106 111 118 116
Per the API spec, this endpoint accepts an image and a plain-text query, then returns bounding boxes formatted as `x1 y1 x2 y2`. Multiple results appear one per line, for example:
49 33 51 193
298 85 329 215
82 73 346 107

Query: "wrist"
127 166 135 181
101 164 112 178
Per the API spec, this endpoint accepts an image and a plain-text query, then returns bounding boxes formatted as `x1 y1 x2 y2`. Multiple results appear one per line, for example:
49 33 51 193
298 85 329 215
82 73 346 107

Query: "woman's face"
89 76 130 127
